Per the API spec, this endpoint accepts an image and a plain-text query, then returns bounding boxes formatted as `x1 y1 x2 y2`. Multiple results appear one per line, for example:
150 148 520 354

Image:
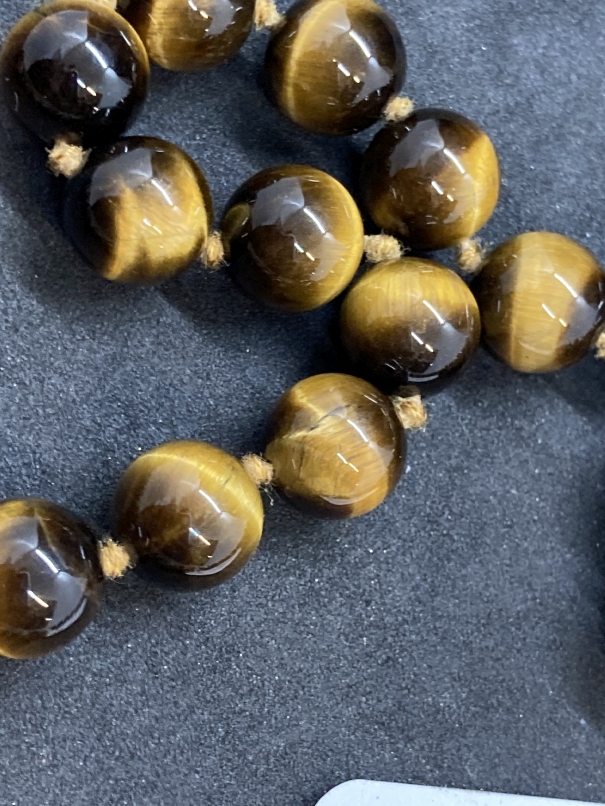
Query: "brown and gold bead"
120 0 255 71
63 136 214 284
341 257 481 393
472 232 605 373
0 0 149 147
265 0 406 135
265 373 406 518
0 498 104 660
222 164 365 311
113 441 264 589
361 108 500 251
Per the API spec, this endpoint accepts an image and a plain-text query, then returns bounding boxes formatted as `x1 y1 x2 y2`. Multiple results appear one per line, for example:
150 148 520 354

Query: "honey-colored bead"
0 498 103 660
121 0 255 71
265 0 406 135
472 232 605 373
113 441 264 589
0 0 149 147
63 136 214 284
361 109 500 250
222 165 365 311
341 257 481 393
265 374 405 518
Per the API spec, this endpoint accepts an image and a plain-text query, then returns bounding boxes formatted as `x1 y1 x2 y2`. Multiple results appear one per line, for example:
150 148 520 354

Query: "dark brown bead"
0 0 149 147
120 0 255 71
472 232 605 373
113 441 264 590
361 109 500 250
63 136 214 284
265 373 405 519
265 0 406 135
222 164 365 311
341 257 481 393
0 498 103 660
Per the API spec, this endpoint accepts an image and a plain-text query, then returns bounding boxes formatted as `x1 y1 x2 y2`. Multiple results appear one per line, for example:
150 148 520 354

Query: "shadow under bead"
120 0 255 71
265 373 406 519
222 165 365 311
361 109 500 251
341 257 481 394
265 0 406 135
113 441 264 590
63 136 214 284
0 499 103 660
0 0 149 147
472 232 605 373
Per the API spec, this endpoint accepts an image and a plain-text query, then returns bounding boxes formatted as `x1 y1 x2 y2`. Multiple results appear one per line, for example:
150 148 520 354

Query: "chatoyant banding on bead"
341 257 481 394
472 232 605 373
120 0 256 71
0 0 149 157
361 108 500 251
63 136 214 284
265 0 406 135
265 373 406 519
222 164 365 311
113 441 264 589
0 498 104 659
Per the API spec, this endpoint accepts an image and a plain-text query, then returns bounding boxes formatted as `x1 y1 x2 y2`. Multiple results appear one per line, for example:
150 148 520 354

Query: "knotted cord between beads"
98 537 134 580
383 95 415 123
456 237 485 276
47 135 90 179
364 233 405 263
242 454 274 487
390 389 428 431
254 0 285 31
201 231 225 270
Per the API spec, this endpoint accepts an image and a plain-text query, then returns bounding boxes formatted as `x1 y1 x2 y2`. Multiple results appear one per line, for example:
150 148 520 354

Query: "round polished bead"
341 257 481 393
472 232 605 373
361 109 500 251
265 0 406 135
222 165 365 311
0 0 149 147
63 136 214 284
113 441 264 589
121 0 255 71
0 498 103 660
265 373 406 519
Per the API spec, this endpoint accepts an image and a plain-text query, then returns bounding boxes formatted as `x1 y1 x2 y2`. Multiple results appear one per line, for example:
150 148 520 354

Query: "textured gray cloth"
0 0 605 804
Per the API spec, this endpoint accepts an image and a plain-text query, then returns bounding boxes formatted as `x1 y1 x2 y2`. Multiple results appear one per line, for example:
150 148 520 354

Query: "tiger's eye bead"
361 109 500 251
121 0 255 71
265 0 406 135
222 165 364 311
63 136 214 284
113 441 264 589
472 232 605 373
0 0 149 147
341 257 481 393
0 498 103 660
265 374 405 519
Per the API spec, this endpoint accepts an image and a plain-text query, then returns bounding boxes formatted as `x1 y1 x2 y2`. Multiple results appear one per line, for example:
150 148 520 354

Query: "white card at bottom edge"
317 781 603 806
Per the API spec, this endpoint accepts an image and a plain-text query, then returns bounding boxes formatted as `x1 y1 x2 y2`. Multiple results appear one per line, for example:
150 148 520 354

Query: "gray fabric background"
1 0 605 804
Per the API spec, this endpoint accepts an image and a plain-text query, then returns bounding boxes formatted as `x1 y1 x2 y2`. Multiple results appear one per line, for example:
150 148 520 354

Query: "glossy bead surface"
121 0 254 71
0 0 149 147
113 441 264 589
0 498 103 660
222 165 365 311
265 373 405 519
361 109 500 250
63 136 214 284
341 257 481 393
265 0 406 135
472 232 605 373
